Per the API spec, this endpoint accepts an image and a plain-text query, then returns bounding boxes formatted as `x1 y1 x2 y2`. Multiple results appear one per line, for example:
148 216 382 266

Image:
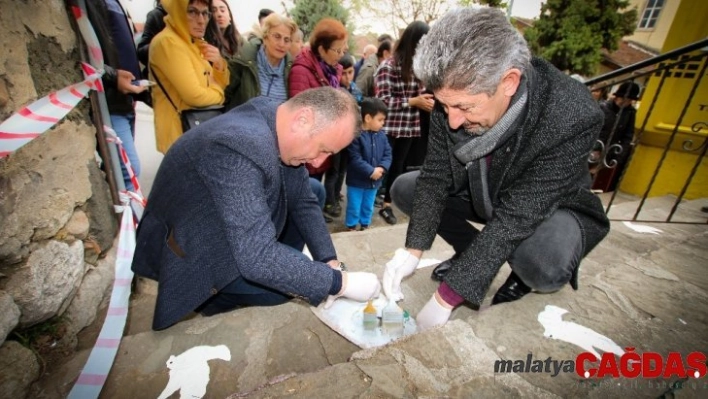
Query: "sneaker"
346 226 357 231
359 225 369 231
379 207 397 225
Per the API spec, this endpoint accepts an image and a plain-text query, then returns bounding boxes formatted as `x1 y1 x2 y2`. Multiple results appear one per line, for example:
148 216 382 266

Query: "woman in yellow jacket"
149 0 229 154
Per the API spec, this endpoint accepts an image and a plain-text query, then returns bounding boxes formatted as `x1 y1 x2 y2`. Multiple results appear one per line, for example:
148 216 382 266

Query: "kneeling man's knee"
509 210 584 292
390 171 419 216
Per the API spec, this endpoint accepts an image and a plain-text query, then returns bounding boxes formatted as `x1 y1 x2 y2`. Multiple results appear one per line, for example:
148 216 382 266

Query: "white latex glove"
416 292 453 331
382 248 420 301
324 272 381 309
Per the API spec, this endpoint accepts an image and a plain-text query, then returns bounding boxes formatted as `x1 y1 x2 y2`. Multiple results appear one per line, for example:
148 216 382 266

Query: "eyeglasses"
328 47 346 56
187 8 211 20
268 33 291 44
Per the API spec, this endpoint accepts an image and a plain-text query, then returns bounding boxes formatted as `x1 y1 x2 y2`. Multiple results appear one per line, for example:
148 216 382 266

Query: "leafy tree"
523 0 637 76
289 0 351 40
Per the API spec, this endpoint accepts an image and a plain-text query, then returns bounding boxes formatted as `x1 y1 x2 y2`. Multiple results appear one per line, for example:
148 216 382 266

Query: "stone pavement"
90 195 707 399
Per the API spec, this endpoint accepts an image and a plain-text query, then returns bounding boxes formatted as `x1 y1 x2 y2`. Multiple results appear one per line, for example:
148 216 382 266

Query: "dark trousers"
324 152 348 206
391 171 584 292
383 136 415 204
197 243 308 316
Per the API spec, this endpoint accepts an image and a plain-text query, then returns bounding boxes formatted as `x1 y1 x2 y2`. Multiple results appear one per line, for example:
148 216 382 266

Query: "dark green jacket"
224 40 293 110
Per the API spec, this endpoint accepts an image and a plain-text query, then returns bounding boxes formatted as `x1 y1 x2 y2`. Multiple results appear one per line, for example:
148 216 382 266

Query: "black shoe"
491 272 532 305
379 207 397 225
431 259 452 281
570 264 579 290
325 203 342 217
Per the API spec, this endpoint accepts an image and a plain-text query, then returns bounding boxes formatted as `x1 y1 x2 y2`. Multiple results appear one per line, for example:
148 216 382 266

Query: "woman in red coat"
289 18 348 214
288 18 347 97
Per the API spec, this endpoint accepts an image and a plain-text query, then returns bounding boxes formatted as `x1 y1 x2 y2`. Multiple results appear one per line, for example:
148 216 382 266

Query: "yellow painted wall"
626 0 680 52
621 0 708 199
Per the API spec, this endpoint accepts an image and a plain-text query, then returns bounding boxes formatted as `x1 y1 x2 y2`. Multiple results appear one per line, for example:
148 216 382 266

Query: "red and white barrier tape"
68 193 137 399
0 64 102 158
70 4 105 67
104 125 145 203
0 4 105 159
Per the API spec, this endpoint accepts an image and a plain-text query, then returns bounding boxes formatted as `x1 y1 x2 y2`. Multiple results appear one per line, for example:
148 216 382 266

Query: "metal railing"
584 38 708 224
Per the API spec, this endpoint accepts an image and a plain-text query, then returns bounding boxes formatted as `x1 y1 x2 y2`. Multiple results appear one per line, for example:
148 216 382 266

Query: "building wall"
625 0 681 52
621 0 708 199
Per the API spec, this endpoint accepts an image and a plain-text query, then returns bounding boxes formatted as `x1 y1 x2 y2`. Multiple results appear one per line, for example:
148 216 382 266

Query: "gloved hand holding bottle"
382 248 421 301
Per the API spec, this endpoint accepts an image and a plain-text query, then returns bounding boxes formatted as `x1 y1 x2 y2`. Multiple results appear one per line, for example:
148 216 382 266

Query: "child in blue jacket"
345 98 392 230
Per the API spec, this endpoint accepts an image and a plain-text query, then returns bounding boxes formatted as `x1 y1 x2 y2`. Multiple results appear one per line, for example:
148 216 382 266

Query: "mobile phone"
132 79 155 87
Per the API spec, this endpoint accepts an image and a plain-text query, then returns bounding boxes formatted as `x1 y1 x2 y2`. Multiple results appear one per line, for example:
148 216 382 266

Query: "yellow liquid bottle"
363 300 378 331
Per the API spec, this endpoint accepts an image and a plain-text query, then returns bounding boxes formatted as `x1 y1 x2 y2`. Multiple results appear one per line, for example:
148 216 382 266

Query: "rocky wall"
0 0 119 396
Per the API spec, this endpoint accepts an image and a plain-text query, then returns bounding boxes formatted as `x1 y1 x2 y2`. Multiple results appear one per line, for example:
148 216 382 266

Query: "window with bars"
638 0 664 29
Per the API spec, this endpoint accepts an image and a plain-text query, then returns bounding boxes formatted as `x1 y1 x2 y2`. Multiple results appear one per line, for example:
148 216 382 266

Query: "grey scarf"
451 77 529 220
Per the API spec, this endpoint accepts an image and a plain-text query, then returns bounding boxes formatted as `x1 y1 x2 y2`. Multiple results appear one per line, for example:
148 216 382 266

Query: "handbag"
151 67 224 132
179 105 224 132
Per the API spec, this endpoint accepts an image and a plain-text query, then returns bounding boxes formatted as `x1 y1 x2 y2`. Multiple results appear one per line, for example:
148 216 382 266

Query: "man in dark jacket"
382 8 610 330
594 81 640 191
137 1 166 69
132 87 381 330
86 0 148 191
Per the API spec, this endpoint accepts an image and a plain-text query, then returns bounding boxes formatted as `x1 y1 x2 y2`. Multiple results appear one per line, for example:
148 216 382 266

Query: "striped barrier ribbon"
0 63 103 158
104 125 145 204
104 126 146 221
67 3 141 395
67 192 137 399
0 3 104 158
71 4 105 67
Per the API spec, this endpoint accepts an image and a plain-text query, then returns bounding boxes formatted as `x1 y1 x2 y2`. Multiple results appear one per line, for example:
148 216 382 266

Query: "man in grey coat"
382 8 610 330
132 87 381 330
355 40 393 98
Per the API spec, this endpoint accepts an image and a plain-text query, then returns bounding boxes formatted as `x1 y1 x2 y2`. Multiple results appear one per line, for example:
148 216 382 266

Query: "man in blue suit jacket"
132 87 381 330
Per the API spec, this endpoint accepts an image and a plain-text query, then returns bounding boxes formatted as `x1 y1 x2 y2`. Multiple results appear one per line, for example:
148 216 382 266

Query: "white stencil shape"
157 344 231 399
538 305 624 360
623 221 663 235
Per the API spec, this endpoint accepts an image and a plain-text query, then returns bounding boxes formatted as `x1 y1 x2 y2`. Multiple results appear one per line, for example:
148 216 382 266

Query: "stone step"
605 193 708 223
101 216 708 398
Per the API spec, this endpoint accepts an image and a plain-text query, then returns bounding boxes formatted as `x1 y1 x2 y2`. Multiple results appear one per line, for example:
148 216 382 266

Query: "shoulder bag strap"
150 66 179 113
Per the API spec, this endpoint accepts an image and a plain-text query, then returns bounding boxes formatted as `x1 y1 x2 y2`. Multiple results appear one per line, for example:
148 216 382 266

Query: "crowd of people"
92 1 614 331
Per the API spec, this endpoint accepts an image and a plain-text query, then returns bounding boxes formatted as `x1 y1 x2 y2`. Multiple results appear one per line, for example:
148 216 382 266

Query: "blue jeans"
391 171 584 292
310 177 326 208
345 186 377 228
110 113 140 192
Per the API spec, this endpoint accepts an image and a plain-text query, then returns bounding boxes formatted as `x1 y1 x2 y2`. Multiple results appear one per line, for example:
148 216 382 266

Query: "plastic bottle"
363 300 378 331
382 299 404 336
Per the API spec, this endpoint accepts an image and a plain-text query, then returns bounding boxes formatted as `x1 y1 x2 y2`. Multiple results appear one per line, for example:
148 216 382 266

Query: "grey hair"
413 7 531 96
287 87 362 137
